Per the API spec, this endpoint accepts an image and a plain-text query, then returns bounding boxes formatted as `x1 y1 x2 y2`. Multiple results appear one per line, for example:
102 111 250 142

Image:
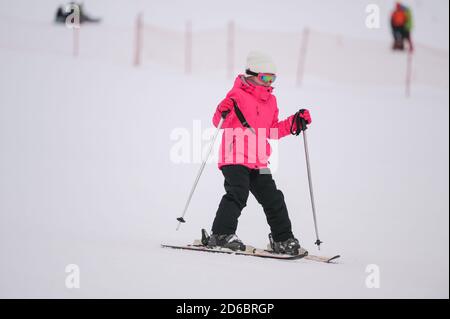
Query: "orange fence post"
406 50 413 98
296 27 310 87
227 21 235 79
185 20 192 74
134 13 143 67
73 26 79 57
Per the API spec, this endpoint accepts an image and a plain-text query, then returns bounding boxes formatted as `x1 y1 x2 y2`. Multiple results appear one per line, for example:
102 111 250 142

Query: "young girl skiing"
207 51 311 256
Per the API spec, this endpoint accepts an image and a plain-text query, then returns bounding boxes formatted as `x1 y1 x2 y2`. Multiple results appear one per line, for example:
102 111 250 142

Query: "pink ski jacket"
213 75 295 170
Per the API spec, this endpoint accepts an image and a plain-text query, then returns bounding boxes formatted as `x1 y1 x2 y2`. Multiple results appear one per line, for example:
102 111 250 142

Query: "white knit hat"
245 51 277 75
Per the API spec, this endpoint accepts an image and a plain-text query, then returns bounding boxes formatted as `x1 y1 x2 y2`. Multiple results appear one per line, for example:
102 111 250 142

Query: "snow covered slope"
0 0 448 298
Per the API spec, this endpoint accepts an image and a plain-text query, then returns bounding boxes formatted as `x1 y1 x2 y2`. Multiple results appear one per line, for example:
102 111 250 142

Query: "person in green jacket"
391 2 414 52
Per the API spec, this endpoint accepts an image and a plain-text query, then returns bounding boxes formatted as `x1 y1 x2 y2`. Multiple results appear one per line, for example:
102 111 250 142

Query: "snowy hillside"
0 0 448 298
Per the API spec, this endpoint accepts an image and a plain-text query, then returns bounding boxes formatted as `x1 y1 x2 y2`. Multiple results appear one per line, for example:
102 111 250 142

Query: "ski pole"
301 120 323 250
290 110 323 250
176 111 229 230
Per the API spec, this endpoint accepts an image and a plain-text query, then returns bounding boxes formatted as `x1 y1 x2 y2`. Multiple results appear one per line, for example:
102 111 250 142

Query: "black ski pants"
211 165 294 242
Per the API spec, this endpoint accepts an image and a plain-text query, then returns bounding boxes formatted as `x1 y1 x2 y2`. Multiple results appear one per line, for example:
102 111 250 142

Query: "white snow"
0 0 448 298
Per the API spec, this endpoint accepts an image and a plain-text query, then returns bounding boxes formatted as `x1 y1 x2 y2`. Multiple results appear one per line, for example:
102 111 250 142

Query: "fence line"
0 14 448 95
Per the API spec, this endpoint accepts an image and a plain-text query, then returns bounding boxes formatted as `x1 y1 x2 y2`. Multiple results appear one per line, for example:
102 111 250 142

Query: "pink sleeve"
212 95 237 128
269 108 294 140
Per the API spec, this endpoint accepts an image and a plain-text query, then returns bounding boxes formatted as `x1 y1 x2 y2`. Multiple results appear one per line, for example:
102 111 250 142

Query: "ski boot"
268 233 308 257
202 229 246 251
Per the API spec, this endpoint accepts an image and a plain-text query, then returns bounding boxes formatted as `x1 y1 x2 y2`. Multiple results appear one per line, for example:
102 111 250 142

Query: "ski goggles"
246 69 277 84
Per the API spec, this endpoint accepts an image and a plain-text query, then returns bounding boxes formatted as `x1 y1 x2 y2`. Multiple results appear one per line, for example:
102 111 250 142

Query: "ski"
161 242 340 263
161 243 306 260
304 254 340 263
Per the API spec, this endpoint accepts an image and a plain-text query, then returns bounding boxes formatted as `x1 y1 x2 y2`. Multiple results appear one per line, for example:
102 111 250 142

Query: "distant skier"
207 51 311 256
391 2 414 52
55 2 101 24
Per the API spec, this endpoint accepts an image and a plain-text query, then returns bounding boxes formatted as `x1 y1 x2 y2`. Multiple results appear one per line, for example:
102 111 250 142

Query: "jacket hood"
233 75 274 102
